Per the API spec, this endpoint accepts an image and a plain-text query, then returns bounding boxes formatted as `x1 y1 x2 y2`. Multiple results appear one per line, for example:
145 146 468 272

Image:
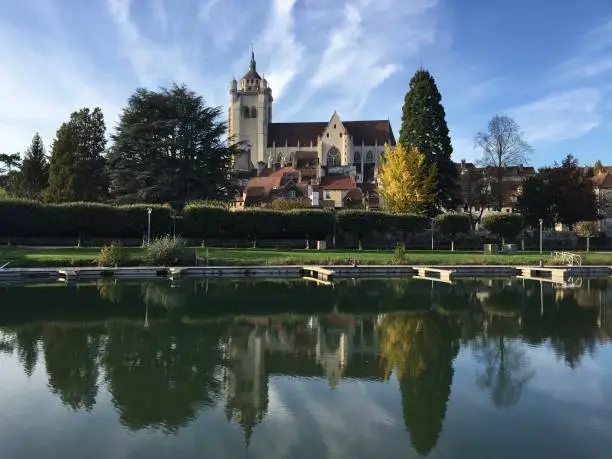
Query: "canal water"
0 278 611 458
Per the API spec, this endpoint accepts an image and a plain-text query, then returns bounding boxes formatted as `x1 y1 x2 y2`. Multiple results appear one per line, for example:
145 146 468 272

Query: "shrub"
481 213 524 243
98 241 128 267
434 213 471 251
392 243 406 264
145 235 188 266
270 198 311 210
337 210 385 249
183 204 229 241
287 209 335 242
388 213 429 238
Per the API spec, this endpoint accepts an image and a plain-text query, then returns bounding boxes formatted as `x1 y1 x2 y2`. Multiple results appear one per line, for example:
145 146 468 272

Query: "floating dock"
0 264 610 284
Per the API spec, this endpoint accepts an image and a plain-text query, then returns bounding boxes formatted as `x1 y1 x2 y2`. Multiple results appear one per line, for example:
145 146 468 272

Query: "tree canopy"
539 154 599 227
45 107 107 202
475 115 532 211
399 69 457 210
20 132 49 199
107 84 236 204
378 144 436 215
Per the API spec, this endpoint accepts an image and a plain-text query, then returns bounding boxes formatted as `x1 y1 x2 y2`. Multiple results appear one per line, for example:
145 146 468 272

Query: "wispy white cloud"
557 17 612 80
256 0 305 101
510 88 602 142
280 0 439 117
104 0 221 105
152 0 168 32
0 20 123 154
197 0 247 51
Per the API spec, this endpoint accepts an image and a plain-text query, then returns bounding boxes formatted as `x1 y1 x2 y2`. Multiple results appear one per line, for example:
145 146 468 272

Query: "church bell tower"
229 49 273 170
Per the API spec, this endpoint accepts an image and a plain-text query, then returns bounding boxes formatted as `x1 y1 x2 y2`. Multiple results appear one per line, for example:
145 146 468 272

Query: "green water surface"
0 278 611 458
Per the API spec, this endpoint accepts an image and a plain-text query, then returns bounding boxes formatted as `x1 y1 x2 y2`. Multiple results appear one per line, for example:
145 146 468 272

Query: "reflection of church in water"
222 314 385 443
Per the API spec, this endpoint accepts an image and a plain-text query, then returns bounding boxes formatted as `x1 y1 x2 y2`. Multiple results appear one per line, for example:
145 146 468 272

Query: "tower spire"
250 42 256 72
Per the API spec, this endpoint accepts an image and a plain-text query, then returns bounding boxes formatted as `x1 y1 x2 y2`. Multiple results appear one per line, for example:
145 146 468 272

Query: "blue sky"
1 0 611 166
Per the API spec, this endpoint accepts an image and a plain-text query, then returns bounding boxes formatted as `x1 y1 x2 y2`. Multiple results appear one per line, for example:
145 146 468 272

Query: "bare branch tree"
475 115 532 211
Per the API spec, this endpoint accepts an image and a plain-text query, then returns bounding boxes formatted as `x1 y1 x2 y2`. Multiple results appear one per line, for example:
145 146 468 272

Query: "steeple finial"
250 42 256 72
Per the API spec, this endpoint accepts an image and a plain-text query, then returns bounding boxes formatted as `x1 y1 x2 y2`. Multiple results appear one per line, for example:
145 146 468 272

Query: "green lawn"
1 246 611 267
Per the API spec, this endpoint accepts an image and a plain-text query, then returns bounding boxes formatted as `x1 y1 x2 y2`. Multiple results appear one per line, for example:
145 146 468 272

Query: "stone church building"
229 51 395 207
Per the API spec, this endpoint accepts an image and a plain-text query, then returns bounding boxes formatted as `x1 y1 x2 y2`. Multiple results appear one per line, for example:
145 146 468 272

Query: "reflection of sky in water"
2 338 612 459
0 276 611 459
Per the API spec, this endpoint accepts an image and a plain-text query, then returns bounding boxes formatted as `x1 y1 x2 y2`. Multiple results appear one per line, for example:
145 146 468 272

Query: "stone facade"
229 51 395 204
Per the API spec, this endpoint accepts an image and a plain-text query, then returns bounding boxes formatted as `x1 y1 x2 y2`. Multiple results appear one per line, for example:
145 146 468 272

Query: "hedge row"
0 201 429 241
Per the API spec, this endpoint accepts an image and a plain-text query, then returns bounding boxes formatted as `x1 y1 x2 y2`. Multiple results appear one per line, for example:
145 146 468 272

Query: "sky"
1 0 611 167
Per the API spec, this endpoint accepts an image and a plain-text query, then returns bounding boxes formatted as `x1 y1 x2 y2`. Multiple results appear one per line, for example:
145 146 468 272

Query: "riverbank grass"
1 246 612 267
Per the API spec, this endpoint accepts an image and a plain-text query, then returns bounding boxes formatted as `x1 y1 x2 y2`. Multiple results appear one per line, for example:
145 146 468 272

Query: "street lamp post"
430 218 435 251
147 208 152 245
539 218 543 254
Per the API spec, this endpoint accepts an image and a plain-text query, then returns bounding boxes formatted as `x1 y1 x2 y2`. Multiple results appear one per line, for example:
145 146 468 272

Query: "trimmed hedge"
481 213 524 242
0 200 424 243
0 200 172 240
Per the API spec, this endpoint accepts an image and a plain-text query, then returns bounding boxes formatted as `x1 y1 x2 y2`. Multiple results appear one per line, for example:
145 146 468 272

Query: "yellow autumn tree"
378 144 437 214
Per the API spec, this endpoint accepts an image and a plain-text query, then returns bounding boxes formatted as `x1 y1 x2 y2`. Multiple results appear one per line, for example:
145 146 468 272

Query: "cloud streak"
510 88 602 142
557 17 612 80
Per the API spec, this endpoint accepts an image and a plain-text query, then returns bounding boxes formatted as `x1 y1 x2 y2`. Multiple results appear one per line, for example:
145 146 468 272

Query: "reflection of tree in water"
42 326 102 411
102 321 225 433
16 325 42 377
472 318 534 409
0 330 15 354
379 313 460 456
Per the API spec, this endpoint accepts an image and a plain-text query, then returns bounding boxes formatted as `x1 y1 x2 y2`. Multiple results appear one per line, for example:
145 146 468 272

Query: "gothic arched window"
243 106 250 118
365 150 374 163
327 148 340 167
353 151 361 164
250 106 257 118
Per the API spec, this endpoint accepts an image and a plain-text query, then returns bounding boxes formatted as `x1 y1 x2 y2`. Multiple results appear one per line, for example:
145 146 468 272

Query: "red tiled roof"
267 120 395 147
245 176 282 196
320 176 357 190
268 166 298 178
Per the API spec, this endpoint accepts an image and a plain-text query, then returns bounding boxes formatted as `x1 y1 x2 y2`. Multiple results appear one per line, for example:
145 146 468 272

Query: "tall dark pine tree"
107 84 236 204
399 69 457 210
45 107 107 202
20 132 49 199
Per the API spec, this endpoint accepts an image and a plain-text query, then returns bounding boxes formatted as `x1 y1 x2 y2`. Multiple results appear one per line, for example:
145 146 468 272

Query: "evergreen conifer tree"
399 69 457 210
45 107 107 202
20 132 49 199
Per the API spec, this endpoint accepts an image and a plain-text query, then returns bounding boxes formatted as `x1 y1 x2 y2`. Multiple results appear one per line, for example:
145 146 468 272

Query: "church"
229 51 396 208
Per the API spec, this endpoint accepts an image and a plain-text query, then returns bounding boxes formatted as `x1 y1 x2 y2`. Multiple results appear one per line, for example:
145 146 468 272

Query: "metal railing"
551 251 582 266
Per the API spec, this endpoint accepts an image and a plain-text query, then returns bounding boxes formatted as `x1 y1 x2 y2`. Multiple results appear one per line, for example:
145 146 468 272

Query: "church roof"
242 69 262 80
267 120 396 147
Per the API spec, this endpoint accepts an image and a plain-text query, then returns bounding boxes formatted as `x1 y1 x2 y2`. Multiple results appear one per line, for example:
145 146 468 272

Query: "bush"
287 209 335 241
270 198 311 210
337 210 385 249
434 213 471 251
98 241 128 267
183 204 229 240
392 243 406 263
145 235 188 266
388 213 429 236
481 213 524 243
